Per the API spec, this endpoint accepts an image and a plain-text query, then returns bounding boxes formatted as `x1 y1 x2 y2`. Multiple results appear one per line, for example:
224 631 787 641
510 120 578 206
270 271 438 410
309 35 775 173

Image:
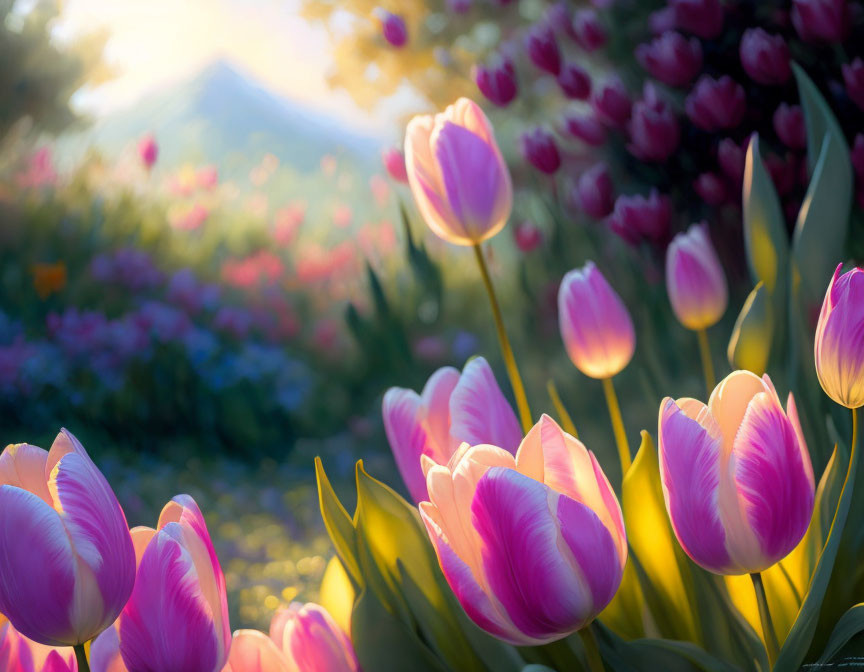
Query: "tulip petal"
0 444 52 505
708 370 765 453
419 366 460 460
731 392 815 568
449 357 521 454
224 630 290 672
0 486 76 646
119 525 219 672
43 650 76 672
382 388 429 503
471 468 595 644
658 398 731 573
279 604 358 672
91 624 128 672
444 98 496 148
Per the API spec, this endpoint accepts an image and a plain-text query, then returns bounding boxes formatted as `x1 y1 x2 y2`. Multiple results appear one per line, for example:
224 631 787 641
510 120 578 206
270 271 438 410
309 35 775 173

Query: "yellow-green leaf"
727 282 774 376
315 457 361 586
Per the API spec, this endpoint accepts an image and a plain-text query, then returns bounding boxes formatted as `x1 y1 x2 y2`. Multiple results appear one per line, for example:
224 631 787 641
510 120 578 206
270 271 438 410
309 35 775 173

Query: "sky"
51 0 412 135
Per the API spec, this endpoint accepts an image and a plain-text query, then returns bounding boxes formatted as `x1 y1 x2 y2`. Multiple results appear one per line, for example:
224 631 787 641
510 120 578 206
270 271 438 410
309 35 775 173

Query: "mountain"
66 59 384 176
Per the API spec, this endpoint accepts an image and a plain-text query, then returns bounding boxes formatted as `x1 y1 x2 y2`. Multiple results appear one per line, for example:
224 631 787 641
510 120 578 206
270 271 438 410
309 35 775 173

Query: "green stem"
546 379 578 437
473 243 532 432
750 572 779 667
696 328 716 397
578 625 605 672
74 643 91 672
602 377 631 475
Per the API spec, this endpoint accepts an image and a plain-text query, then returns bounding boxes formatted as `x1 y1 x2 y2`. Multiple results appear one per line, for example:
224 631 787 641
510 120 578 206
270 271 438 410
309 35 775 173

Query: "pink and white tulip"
420 415 627 645
0 430 136 646
223 630 291 672
270 603 359 672
383 357 522 503
117 496 230 672
665 223 728 330
405 98 512 246
815 265 864 409
658 371 815 574
558 262 635 379
0 622 77 671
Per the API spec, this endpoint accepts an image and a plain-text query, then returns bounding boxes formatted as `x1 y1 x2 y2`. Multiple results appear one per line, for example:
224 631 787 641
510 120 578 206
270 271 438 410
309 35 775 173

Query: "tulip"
792 0 849 43
525 23 561 75
685 76 746 132
270 603 359 672
592 78 632 128
666 223 728 331
558 262 635 379
843 58 864 112
514 221 543 253
0 622 77 671
739 29 791 86
90 625 126 672
118 496 230 672
694 173 728 206
773 104 806 150
649 7 677 35
474 58 518 107
658 370 815 574
138 135 158 170
557 63 591 100
717 138 746 184
815 265 864 409
0 431 136 647
571 9 607 51
383 356 522 503
671 0 723 39
420 415 627 645
381 148 408 183
376 9 407 47
607 189 671 245
223 630 291 672
576 163 615 219
405 98 512 246
563 114 607 146
521 128 561 175
636 31 702 88
627 85 680 162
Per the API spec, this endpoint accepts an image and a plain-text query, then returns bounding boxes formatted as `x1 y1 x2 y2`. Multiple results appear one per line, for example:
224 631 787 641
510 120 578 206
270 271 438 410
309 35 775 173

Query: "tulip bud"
0 622 77 672
557 63 591 100
591 77 632 128
525 23 561 75
659 371 815 574
608 189 671 246
474 57 518 107
842 58 864 112
717 138 746 184
376 9 407 47
576 163 615 218
138 135 158 170
563 114 607 146
773 104 806 150
405 98 512 245
636 31 703 88
815 265 864 408
270 603 359 672
420 416 626 645
118 496 231 672
627 85 680 162
685 75 746 132
665 223 728 330
671 0 724 39
223 630 291 672
521 128 561 174
571 9 607 51
0 431 136 647
739 28 791 86
792 0 850 43
383 357 521 503
558 262 635 379
514 220 543 252
694 173 729 206
381 147 408 183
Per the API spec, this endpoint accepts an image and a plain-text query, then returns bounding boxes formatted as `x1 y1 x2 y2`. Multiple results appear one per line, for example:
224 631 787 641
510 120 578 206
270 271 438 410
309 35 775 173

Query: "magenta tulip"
383 357 521 503
420 415 626 645
576 163 615 219
740 29 791 86
117 496 230 672
815 265 864 408
685 76 746 132
558 262 635 379
717 138 746 184
0 430 136 646
474 58 518 107
627 85 680 162
381 148 408 183
773 104 806 150
843 59 864 112
0 622 77 672
659 370 815 574
521 128 561 175
792 0 850 43
571 9 607 51
592 78 632 128
563 114 607 146
376 9 407 47
557 63 591 100
514 221 543 252
671 0 723 39
607 190 671 246
666 223 728 330
694 173 729 206
270 603 358 672
636 32 702 88
405 98 512 245
525 23 561 75
138 136 158 171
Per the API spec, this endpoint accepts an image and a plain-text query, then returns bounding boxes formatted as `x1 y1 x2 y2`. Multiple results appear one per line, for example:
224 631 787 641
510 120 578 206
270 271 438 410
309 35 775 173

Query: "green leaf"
315 457 362 586
818 603 864 663
727 282 774 376
628 640 741 672
793 63 851 178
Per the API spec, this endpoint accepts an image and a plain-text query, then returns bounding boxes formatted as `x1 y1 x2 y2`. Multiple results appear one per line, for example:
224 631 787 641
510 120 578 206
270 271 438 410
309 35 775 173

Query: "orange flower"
31 262 67 299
